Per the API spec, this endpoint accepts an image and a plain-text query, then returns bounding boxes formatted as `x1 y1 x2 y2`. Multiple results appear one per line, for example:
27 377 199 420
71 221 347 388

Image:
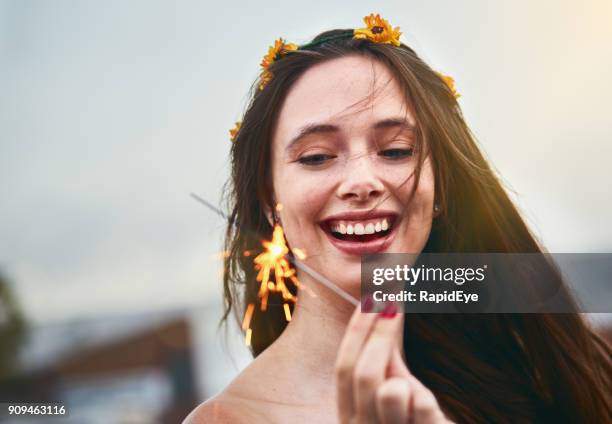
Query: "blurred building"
0 302 252 424
1 296 608 424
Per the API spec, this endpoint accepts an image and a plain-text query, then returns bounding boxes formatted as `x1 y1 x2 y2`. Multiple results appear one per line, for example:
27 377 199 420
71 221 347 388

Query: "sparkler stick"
190 192 360 307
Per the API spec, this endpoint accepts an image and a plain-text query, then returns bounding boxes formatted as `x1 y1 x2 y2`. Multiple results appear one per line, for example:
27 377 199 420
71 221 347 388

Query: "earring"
434 203 440 213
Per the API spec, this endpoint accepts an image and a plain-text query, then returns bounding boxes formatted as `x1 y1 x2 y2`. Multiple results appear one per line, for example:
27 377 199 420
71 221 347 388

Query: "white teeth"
354 223 365 235
328 218 393 236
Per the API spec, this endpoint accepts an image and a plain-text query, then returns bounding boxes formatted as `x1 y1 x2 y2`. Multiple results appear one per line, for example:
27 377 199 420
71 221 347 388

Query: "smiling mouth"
320 215 397 243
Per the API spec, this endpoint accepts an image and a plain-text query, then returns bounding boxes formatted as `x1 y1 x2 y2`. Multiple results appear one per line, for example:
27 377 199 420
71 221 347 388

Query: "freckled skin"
270 54 435 298
186 55 438 424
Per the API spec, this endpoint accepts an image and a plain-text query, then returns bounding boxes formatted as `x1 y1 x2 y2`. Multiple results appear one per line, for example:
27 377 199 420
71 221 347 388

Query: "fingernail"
361 296 373 313
379 302 397 319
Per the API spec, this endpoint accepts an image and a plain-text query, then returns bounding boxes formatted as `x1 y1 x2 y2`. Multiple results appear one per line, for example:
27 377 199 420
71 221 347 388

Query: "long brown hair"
221 29 612 422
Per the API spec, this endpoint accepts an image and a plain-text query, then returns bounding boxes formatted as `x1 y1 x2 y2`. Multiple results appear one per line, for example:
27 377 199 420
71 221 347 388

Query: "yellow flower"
436 71 460 99
259 38 298 90
259 71 273 91
229 121 241 142
353 13 402 46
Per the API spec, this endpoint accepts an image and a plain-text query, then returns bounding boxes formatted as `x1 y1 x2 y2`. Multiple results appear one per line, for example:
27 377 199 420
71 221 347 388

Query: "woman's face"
270 55 435 295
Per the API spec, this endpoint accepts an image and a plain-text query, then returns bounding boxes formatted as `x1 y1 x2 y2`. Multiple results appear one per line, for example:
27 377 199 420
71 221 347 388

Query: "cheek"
376 160 434 253
274 171 334 248
383 164 434 208
278 176 330 219
397 164 435 232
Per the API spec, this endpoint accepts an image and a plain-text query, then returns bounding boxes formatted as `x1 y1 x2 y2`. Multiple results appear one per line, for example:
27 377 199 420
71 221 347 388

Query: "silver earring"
434 203 440 213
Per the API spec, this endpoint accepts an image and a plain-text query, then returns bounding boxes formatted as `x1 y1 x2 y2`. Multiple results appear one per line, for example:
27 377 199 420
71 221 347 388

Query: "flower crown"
229 13 459 142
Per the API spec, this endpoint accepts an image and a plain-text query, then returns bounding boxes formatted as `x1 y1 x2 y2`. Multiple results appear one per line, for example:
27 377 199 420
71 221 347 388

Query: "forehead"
274 55 413 145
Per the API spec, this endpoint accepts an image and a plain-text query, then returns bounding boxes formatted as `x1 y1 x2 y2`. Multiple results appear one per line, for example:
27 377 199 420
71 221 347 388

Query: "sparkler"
254 224 298 312
190 193 360 345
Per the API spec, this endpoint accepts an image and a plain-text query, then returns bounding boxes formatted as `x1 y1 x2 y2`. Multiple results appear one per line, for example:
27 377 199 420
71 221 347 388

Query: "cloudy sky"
1 0 611 325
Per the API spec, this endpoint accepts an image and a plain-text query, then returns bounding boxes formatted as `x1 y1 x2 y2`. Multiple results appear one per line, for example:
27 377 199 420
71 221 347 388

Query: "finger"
335 304 378 423
407 374 446 423
387 347 411 379
354 308 403 422
375 377 410 424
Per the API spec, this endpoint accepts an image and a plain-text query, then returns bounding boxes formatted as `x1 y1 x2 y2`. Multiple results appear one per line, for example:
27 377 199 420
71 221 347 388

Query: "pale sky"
1 0 611 324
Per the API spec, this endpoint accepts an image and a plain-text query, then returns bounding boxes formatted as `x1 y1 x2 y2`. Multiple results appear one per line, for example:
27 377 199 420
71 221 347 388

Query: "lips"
319 210 399 255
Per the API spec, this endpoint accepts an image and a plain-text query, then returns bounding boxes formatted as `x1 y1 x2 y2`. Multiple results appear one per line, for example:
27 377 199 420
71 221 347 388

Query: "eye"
380 147 415 159
297 153 335 166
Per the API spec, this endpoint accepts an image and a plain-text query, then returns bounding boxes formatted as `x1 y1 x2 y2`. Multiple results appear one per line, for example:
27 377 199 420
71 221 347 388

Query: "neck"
272 274 358 377
231 274 360 409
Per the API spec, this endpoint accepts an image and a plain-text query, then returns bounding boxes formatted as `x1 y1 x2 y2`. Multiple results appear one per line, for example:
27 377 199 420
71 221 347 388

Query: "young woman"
185 15 612 423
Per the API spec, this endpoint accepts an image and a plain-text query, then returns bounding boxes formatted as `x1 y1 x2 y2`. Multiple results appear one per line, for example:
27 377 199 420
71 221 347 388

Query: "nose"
336 153 385 203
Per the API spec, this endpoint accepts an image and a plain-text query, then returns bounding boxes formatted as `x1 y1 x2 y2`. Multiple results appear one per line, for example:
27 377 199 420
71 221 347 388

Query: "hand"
334 303 453 424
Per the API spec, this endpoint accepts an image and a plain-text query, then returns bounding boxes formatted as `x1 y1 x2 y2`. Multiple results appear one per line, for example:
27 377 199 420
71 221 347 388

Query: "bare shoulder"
184 349 281 423
182 394 246 424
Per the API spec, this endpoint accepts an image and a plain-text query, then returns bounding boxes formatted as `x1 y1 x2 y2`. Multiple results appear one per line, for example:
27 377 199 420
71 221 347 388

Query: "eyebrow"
285 117 415 152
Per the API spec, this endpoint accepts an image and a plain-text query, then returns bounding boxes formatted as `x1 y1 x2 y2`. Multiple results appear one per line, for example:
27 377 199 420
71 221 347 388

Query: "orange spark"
253 225 299 311
210 250 231 260
242 224 301 345
245 328 252 346
283 303 292 322
292 247 307 260
242 303 255 331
